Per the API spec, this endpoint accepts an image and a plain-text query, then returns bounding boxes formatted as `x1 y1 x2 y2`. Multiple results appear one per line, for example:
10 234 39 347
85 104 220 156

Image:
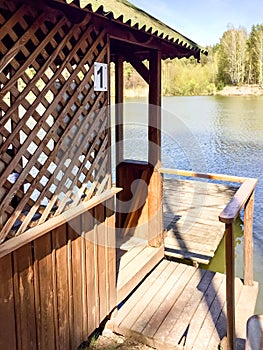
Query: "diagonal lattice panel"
0 0 111 242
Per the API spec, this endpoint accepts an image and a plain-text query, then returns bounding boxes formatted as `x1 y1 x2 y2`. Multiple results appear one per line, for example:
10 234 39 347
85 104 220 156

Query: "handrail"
219 178 258 223
159 167 258 350
159 167 246 183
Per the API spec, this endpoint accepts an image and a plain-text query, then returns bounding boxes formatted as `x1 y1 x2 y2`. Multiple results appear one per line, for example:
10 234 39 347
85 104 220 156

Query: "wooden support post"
148 50 161 168
244 190 255 286
148 168 163 247
148 50 163 247
115 56 124 165
225 222 235 350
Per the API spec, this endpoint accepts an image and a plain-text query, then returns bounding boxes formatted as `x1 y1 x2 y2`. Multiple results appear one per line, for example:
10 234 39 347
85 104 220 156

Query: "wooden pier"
110 259 258 350
110 169 259 350
163 178 237 264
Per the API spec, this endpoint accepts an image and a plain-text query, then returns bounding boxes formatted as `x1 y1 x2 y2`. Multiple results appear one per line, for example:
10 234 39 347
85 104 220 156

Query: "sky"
130 0 263 46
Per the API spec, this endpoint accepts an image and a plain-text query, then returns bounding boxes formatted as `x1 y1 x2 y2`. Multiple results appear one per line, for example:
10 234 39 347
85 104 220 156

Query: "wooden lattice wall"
0 0 110 243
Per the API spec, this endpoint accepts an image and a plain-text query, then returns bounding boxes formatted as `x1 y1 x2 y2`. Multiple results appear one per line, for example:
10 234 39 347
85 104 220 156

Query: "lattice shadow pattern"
0 1 110 242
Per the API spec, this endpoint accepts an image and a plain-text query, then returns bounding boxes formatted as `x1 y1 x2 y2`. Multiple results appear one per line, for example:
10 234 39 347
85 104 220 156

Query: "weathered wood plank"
130 262 179 334
82 208 97 335
34 234 56 350
244 191 255 285
163 178 237 264
207 277 244 349
13 244 37 350
105 199 117 312
166 270 215 347
52 225 70 350
95 204 108 323
141 263 188 338
235 282 259 341
219 178 258 224
114 260 170 330
67 217 83 349
110 260 259 350
154 266 201 343
117 244 164 303
0 254 17 350
191 274 226 350
183 272 225 349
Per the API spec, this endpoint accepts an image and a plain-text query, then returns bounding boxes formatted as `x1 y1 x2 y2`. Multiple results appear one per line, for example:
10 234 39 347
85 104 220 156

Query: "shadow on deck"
163 178 238 264
110 258 258 349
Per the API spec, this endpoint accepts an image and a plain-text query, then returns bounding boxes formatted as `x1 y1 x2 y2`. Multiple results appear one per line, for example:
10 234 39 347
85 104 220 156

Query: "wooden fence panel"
0 201 117 350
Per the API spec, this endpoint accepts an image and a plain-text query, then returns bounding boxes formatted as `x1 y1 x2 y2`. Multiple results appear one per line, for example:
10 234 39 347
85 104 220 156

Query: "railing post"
244 190 255 286
225 222 235 350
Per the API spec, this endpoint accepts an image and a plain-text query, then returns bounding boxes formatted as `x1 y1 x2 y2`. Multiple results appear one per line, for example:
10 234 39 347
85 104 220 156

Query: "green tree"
217 25 247 85
247 24 263 85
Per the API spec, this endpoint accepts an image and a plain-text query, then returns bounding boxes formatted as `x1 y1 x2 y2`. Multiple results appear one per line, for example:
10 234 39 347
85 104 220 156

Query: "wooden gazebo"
0 1 258 350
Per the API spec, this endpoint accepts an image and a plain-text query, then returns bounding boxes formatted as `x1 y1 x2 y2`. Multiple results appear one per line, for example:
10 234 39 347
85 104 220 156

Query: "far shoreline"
216 84 263 96
111 84 263 98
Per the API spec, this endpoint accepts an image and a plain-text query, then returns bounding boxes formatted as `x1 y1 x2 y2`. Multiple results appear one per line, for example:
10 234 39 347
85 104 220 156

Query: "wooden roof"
49 0 207 60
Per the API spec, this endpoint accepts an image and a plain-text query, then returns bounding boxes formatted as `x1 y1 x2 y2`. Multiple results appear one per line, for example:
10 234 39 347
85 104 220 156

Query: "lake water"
121 95 263 313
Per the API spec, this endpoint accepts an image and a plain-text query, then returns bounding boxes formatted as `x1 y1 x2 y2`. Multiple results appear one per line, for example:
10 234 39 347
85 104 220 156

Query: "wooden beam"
128 57 149 84
225 223 235 350
244 190 255 286
148 50 161 167
115 56 124 165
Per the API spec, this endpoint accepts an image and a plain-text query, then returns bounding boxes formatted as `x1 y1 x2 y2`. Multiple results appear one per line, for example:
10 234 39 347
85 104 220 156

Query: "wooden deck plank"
191 276 226 350
117 244 164 303
183 272 225 349
165 269 216 347
130 262 180 334
163 178 237 264
141 263 188 338
153 267 203 343
110 260 259 350
206 277 244 350
113 260 170 329
235 282 259 349
123 262 177 333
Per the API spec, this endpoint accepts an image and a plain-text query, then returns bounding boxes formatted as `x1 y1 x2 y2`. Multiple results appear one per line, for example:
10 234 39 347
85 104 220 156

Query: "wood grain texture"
0 254 17 350
111 260 259 350
163 178 237 264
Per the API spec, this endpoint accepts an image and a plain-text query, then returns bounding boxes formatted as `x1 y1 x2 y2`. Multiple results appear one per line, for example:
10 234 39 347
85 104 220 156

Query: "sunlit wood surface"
163 178 238 264
110 259 258 350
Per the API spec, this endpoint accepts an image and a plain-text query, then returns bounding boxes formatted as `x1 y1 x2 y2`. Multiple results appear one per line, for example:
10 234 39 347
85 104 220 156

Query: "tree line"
122 23 263 96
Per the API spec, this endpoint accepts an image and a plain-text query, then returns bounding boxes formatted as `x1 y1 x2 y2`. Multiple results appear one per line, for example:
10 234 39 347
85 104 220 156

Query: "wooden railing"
218 177 257 350
159 168 258 350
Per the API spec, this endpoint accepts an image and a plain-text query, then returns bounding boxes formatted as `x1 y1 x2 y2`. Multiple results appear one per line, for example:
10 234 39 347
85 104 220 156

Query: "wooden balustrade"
159 167 258 350
219 178 257 350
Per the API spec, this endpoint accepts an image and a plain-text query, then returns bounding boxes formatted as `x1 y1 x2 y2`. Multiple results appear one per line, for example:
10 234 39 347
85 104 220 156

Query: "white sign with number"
94 62 108 91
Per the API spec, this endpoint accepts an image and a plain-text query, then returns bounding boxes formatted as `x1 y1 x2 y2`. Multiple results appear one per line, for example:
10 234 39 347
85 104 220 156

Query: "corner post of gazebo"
115 55 124 165
148 49 164 247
